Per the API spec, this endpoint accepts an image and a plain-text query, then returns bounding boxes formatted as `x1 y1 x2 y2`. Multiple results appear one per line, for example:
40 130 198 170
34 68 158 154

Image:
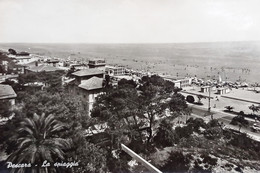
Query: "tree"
91 85 145 148
66 66 76 77
19 90 88 131
140 75 175 94
0 64 6 74
118 78 137 88
169 93 191 123
68 131 108 173
0 100 13 118
197 94 206 105
154 119 175 148
8 48 17 55
7 113 71 173
249 104 260 115
225 106 234 112
18 71 65 93
160 151 191 172
230 115 249 132
138 81 169 146
186 95 195 103
173 87 182 94
92 75 185 149
92 75 178 148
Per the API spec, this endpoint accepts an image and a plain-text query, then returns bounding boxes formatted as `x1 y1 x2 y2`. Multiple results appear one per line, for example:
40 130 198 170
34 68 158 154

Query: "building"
163 76 192 88
0 84 17 105
105 65 126 76
69 63 88 70
88 59 106 70
45 59 60 67
72 68 105 85
25 64 62 73
174 78 192 88
200 86 217 93
201 86 211 93
10 55 39 65
78 77 104 115
216 87 231 95
69 69 105 116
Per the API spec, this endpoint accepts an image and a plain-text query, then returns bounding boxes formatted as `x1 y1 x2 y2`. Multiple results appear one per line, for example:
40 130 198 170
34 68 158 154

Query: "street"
188 104 260 142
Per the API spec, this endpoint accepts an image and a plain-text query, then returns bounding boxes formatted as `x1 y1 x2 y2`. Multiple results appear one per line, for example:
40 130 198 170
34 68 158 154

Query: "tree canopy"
7 113 71 173
91 75 189 150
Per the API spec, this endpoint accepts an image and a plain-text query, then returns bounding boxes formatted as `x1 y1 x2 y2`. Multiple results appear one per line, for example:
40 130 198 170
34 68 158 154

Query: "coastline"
1 42 260 84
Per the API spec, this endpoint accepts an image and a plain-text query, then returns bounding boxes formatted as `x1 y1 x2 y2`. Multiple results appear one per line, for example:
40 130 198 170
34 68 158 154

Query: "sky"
0 0 260 43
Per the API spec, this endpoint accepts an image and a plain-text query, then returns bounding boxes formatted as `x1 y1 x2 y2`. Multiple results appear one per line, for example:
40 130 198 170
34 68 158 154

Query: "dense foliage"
1 70 260 172
91 75 189 151
7 113 71 173
0 71 106 173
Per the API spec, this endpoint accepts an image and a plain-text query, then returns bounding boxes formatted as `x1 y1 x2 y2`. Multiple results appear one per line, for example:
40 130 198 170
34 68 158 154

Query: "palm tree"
225 106 234 112
7 113 71 173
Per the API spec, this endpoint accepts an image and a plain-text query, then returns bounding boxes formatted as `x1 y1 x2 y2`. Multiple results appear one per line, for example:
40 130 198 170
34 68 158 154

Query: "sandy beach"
1 41 260 84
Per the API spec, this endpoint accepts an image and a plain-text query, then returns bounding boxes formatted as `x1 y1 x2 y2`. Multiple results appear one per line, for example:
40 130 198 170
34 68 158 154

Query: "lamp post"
208 84 214 120
208 86 211 112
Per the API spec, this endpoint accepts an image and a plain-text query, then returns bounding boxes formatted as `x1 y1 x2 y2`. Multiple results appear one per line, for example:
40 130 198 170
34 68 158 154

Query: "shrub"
160 151 191 172
201 154 218 166
230 115 249 127
204 127 222 140
228 133 260 153
174 126 193 142
239 111 245 116
187 118 207 133
186 95 195 103
192 160 209 172
234 166 243 172
207 119 220 128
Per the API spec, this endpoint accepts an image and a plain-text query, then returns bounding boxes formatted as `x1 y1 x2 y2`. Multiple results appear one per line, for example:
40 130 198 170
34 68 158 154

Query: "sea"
1 41 260 84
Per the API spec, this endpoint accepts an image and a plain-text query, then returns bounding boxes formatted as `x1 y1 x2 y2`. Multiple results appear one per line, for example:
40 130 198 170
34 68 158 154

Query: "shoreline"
1 43 260 84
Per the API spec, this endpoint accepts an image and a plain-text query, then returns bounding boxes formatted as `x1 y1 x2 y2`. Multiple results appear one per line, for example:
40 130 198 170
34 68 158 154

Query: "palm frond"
8 112 71 169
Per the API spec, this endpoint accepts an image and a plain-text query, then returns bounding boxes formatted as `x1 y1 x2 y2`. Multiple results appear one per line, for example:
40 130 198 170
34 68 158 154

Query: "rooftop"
88 59 106 65
106 65 125 69
72 69 104 77
79 77 103 90
28 64 61 72
23 61 41 68
64 78 75 84
0 84 17 100
89 58 105 61
46 59 60 63
13 56 32 59
163 76 192 82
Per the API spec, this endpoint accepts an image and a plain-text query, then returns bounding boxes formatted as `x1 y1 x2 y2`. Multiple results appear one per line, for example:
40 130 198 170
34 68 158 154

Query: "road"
188 104 260 142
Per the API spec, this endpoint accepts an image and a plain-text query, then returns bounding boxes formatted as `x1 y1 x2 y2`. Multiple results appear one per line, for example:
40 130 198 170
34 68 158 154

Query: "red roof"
78 77 103 90
0 84 17 100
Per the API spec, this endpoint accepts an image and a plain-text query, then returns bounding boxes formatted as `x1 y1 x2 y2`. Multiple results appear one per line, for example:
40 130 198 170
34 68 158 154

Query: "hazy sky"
0 0 260 43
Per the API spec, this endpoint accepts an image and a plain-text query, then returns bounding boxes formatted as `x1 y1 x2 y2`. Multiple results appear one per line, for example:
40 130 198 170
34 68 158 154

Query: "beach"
1 41 260 84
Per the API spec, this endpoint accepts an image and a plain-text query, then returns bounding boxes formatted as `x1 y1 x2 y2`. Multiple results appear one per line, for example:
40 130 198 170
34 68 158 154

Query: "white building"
163 76 192 88
105 65 126 76
11 55 40 65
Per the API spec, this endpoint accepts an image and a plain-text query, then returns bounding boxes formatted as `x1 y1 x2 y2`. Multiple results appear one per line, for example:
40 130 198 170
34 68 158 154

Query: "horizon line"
0 40 260 45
